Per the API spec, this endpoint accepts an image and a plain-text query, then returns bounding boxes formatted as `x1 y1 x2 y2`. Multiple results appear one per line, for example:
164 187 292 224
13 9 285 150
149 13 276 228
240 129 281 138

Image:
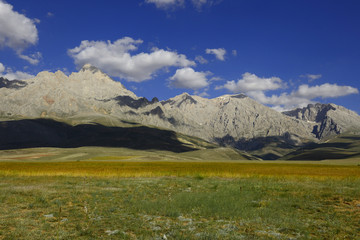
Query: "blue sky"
1 0 359 112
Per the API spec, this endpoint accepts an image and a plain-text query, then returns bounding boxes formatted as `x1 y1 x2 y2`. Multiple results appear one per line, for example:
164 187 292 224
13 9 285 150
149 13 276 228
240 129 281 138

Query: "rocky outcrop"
0 77 27 89
283 103 360 139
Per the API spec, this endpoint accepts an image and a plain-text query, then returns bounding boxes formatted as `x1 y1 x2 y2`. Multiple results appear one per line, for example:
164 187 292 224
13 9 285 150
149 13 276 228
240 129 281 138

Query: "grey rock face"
283 103 335 122
1 65 358 153
283 103 360 139
156 93 315 148
0 77 27 89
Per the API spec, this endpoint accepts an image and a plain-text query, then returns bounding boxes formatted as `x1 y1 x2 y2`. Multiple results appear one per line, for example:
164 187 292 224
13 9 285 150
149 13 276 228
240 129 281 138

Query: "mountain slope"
157 93 315 152
0 117 214 152
1 65 360 159
0 64 136 118
280 134 360 160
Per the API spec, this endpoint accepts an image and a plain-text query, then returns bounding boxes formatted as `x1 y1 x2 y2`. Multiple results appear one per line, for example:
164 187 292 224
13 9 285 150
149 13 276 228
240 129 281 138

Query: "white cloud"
295 83 358 99
1 70 35 80
191 0 207 9
210 76 222 82
245 83 359 111
18 51 42 65
195 91 209 97
192 0 223 10
195 55 208 64
306 74 321 80
220 72 283 92
145 0 184 9
205 48 226 61
169 67 210 90
68 37 195 82
217 72 359 111
232 49 237 56
0 62 4 73
246 83 359 111
145 0 221 10
0 62 34 80
300 74 322 82
245 91 313 111
0 1 40 64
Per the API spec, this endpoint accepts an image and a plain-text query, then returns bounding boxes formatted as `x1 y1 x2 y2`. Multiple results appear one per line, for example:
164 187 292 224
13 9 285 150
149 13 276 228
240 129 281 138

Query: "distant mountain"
1 65 360 159
283 103 360 139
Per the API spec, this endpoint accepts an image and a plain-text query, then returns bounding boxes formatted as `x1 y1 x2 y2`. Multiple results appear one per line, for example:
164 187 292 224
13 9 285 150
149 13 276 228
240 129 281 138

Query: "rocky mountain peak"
71 64 112 83
80 64 102 73
161 92 198 108
283 103 360 139
230 93 248 99
54 70 68 79
283 103 336 123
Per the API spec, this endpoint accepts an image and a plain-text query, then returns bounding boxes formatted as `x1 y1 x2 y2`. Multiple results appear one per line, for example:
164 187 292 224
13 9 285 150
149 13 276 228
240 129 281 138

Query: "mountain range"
1 64 360 160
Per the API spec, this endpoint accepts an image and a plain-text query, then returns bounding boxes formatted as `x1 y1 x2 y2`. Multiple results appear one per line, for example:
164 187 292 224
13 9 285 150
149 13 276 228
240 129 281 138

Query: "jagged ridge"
1 65 359 159
283 103 360 139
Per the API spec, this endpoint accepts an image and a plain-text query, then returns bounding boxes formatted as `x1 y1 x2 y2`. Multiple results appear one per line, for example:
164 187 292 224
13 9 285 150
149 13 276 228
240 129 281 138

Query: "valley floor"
0 158 359 239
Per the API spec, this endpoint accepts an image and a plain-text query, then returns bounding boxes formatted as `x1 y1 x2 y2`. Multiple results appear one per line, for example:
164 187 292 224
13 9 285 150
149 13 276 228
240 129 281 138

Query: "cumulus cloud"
145 0 185 9
169 67 210 90
205 48 226 61
0 62 4 73
219 72 283 92
0 1 40 64
0 62 34 80
1 70 35 80
68 37 195 82
245 83 359 111
245 91 314 111
295 83 358 99
217 72 359 111
232 50 237 56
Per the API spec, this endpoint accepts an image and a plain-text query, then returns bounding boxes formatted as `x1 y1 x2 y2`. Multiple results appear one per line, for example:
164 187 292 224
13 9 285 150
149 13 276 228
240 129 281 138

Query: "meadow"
0 148 359 239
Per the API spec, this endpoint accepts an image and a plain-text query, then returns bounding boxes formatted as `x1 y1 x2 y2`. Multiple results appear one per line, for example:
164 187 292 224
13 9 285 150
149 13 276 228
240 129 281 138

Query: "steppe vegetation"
0 161 359 179
0 147 359 239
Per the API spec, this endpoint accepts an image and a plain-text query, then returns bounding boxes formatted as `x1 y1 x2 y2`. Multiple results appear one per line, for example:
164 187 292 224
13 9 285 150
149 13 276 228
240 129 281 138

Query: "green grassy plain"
1 175 359 239
0 147 359 239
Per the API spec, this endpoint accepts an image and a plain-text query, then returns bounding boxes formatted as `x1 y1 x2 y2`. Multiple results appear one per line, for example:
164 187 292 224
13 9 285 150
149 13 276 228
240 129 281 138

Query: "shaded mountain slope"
280 134 360 160
0 118 212 153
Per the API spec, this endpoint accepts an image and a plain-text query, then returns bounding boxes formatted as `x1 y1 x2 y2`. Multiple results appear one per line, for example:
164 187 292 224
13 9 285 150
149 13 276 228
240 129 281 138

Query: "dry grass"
0 161 359 179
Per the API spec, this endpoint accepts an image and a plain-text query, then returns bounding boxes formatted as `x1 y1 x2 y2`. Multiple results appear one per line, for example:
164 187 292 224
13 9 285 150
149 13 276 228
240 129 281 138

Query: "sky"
0 0 360 113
